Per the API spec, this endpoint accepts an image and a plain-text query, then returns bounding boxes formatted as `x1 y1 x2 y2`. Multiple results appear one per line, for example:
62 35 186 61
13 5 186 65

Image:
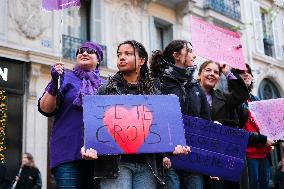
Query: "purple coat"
38 71 93 169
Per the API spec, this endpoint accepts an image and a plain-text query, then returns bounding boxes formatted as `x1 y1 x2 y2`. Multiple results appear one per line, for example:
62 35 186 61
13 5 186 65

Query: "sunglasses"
76 47 96 55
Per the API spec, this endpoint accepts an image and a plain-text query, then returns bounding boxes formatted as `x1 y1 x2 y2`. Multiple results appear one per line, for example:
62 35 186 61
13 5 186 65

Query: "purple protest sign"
170 116 249 182
83 95 186 155
42 0 80 11
249 98 284 140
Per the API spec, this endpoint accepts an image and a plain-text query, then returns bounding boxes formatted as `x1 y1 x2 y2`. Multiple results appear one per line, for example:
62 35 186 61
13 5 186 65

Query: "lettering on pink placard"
190 15 246 70
249 98 284 140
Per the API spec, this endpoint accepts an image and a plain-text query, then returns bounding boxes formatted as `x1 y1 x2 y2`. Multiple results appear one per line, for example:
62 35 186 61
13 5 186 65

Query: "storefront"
0 57 26 184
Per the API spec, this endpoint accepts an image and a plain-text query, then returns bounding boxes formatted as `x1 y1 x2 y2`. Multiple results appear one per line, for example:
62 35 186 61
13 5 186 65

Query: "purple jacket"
38 71 91 169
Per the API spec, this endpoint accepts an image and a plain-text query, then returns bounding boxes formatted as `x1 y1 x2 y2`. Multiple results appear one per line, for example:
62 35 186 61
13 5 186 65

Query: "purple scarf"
72 66 104 107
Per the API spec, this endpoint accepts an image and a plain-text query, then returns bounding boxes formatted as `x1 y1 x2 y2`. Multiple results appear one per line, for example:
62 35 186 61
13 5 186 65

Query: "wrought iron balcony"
204 0 241 20
62 35 107 67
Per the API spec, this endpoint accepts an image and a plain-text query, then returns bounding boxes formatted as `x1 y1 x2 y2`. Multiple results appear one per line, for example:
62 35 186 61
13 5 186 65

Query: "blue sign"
83 95 186 155
170 115 249 182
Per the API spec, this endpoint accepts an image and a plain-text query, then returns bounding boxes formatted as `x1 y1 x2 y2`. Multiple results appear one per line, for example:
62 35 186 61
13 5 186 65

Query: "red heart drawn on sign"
103 105 153 154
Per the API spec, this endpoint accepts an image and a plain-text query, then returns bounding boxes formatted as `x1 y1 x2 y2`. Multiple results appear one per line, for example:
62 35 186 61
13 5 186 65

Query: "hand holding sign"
81 146 98 160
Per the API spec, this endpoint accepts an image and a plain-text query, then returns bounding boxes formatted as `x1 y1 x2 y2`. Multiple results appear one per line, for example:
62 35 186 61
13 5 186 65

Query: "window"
258 79 281 100
153 18 173 50
252 1 283 60
261 9 274 57
64 0 90 40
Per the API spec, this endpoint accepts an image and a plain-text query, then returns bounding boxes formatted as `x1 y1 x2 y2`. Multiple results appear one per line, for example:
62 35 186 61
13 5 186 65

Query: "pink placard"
190 15 246 70
249 98 284 140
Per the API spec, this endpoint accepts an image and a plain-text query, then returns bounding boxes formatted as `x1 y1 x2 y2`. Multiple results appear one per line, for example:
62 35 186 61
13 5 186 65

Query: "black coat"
0 164 10 189
94 73 165 186
15 166 41 189
210 75 249 127
160 64 211 120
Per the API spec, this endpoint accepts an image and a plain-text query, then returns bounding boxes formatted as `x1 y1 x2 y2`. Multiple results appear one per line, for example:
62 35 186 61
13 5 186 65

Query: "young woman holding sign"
150 40 211 189
82 40 190 189
232 64 273 189
198 60 274 189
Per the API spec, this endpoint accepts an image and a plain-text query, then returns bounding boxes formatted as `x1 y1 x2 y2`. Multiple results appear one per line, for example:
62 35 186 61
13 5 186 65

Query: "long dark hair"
115 40 155 94
150 40 191 77
231 63 254 92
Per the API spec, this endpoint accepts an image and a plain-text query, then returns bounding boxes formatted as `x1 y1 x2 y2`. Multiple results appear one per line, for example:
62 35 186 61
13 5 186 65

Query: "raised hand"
51 62 64 80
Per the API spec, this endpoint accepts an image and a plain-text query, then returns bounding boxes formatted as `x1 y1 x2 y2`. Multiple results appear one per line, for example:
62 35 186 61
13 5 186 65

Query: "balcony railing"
204 0 241 20
62 35 107 67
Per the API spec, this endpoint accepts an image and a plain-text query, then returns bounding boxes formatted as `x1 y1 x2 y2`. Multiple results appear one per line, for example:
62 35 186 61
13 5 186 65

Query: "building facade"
0 0 283 188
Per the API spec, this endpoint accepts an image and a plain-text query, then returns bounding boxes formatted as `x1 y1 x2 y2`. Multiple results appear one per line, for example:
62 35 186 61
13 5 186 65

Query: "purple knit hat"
79 42 103 64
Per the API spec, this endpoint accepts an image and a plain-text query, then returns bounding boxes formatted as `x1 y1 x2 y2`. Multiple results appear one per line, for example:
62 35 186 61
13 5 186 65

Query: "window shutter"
272 15 283 60
91 0 102 43
251 1 264 54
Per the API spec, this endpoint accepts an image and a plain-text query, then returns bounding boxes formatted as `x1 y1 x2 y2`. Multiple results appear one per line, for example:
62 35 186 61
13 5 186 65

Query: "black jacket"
15 166 41 189
94 73 165 186
160 64 211 120
0 164 10 189
210 75 249 127
210 76 265 146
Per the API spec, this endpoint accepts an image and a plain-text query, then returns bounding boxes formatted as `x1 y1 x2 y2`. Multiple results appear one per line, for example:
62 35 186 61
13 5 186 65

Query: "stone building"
0 0 283 188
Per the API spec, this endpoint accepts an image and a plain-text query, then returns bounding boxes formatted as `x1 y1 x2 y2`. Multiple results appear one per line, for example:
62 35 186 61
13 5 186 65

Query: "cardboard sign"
249 98 284 140
83 95 186 155
190 15 246 70
170 116 249 182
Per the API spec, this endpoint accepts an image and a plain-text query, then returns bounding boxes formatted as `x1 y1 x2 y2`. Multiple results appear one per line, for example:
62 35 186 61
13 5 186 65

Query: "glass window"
260 9 275 57
258 79 281 100
154 18 173 50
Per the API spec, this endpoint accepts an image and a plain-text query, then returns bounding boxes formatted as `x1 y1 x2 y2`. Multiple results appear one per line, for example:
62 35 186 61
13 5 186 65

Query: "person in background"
38 41 104 189
82 40 190 189
232 64 274 189
13 153 41 189
150 40 210 189
275 157 284 189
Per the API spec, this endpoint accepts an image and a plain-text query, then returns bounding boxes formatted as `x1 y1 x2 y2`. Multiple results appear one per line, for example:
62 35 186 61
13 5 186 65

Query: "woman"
38 42 104 189
83 40 189 189
198 60 249 189
150 40 211 189
198 61 273 189
14 153 41 189
232 64 273 189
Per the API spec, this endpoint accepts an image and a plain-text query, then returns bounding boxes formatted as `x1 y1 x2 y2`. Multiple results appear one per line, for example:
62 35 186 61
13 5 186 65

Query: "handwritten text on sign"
170 116 249 182
42 0 81 11
190 15 245 70
249 98 284 140
83 95 186 155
